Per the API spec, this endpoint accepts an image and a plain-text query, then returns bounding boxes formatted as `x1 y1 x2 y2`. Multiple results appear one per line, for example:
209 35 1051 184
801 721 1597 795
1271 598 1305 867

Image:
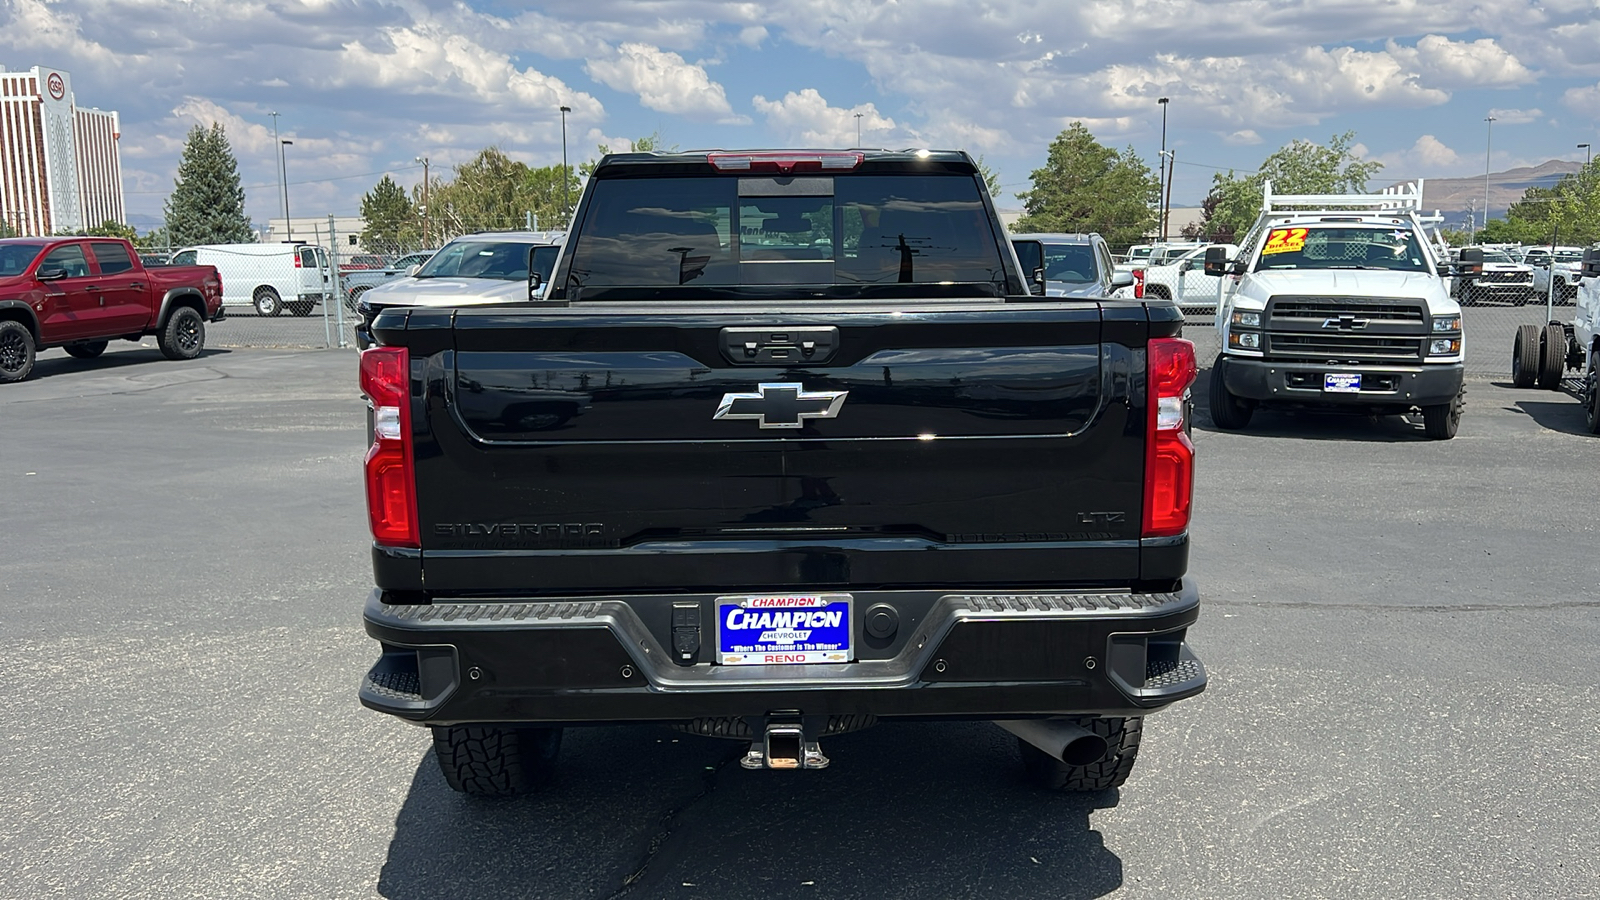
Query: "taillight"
1143 337 1197 537
1133 268 1146 299
294 254 302 268
707 151 864 173
360 346 418 548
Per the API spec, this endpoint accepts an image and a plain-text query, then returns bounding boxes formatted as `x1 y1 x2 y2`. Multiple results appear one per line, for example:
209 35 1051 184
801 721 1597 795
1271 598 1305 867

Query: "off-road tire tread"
1019 716 1143 792
1539 323 1567 390
157 307 204 361
1208 358 1253 430
0 319 35 383
431 725 561 797
1586 361 1600 435
1512 324 1539 388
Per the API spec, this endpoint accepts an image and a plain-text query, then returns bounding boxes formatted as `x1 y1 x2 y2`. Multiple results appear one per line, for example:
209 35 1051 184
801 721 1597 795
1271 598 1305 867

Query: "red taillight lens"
1143 337 1197 537
360 347 418 548
1133 268 1146 299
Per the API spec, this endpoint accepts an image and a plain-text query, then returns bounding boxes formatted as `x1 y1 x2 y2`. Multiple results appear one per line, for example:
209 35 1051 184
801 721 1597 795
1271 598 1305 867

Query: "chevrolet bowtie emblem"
713 382 848 429
1322 315 1370 331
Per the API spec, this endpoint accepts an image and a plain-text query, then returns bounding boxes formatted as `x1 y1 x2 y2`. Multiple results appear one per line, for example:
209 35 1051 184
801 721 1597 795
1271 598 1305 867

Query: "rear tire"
253 287 282 317
157 307 205 360
1208 357 1253 430
1585 362 1600 435
288 301 314 317
431 725 563 797
1019 717 1142 791
1538 323 1567 390
1512 324 1540 388
65 340 108 359
0 319 36 383
1421 387 1463 440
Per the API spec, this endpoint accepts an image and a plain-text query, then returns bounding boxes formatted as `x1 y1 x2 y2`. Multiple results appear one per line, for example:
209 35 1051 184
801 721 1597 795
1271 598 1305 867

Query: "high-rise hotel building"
0 65 125 235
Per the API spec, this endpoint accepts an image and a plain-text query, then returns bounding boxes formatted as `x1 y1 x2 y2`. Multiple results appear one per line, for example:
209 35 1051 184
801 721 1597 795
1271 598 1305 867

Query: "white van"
168 243 332 316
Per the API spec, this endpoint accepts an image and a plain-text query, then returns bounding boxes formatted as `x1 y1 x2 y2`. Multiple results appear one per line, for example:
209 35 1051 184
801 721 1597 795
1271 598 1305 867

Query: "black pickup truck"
358 149 1206 795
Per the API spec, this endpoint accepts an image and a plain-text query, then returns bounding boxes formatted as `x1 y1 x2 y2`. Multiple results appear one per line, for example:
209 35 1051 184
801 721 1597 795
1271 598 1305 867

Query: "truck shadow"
27 346 232 380
376 721 1123 900
1510 399 1592 435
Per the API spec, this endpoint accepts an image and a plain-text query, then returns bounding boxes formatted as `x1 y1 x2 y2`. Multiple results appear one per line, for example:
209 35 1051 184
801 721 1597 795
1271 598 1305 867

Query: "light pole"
854 112 863 147
414 156 429 246
1157 98 1169 241
269 112 287 240
559 105 572 224
280 139 293 240
1580 143 1592 167
1482 114 1496 233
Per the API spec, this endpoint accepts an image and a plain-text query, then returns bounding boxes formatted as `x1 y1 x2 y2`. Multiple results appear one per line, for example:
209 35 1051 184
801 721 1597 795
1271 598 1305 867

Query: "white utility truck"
1206 181 1479 439
1519 248 1600 432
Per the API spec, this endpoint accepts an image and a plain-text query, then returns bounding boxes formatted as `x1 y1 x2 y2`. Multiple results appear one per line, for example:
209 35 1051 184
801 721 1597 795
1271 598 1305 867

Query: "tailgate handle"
721 326 839 365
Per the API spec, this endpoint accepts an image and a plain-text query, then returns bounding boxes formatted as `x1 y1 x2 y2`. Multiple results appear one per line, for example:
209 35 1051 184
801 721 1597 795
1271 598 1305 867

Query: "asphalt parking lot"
4 344 1599 899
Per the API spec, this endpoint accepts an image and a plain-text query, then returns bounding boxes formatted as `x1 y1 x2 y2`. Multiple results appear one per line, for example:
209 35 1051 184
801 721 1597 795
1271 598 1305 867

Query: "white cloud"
752 89 897 146
585 43 747 123
738 26 768 48
1222 130 1263 146
1410 135 1461 167
1385 35 1532 88
1487 107 1543 124
1562 83 1600 116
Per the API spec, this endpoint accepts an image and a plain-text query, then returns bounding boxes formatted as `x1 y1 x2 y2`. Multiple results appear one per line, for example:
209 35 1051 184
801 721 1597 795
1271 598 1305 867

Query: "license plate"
1324 373 1362 393
716 593 853 665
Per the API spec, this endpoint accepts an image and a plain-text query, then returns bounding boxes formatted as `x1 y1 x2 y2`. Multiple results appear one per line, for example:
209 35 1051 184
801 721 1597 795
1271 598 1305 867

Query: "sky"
4 0 1599 230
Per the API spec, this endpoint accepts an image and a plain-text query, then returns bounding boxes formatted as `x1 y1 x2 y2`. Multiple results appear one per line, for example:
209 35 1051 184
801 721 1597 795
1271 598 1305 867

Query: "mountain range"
1403 160 1582 229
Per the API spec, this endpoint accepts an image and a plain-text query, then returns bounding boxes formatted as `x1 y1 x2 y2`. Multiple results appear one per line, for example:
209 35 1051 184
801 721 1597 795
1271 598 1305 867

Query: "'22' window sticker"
1262 227 1309 255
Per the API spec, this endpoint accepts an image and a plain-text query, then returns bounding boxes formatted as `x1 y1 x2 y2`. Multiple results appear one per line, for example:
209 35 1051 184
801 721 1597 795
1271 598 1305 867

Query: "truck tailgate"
391 303 1158 595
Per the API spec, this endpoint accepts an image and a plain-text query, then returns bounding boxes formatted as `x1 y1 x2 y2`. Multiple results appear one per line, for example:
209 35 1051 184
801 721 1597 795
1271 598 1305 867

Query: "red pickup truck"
0 236 223 383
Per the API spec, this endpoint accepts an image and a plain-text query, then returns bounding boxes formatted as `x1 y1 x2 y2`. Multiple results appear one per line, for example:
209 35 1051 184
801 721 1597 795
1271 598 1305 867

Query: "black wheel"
1146 285 1171 301
157 306 205 361
1585 363 1600 436
253 287 282 317
1538 323 1567 390
431 725 562 797
64 340 108 360
1208 357 1253 430
1421 387 1463 440
288 301 314 317
1512 324 1539 388
1019 717 1142 791
0 319 36 383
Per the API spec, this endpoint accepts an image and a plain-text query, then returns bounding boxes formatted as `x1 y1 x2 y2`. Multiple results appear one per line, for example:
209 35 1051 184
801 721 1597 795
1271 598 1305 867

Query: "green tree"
86 220 137 240
1195 132 1383 242
427 147 535 237
1013 122 1158 248
578 132 674 178
163 123 253 246
360 175 418 248
1482 160 1600 245
522 164 581 229
974 155 1005 201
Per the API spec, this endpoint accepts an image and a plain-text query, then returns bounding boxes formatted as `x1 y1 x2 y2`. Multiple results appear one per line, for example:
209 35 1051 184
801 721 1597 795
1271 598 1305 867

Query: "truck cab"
1208 181 1471 439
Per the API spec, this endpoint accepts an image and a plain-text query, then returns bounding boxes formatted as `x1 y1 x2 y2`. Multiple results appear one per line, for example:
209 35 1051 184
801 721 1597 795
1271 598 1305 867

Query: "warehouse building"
0 65 125 235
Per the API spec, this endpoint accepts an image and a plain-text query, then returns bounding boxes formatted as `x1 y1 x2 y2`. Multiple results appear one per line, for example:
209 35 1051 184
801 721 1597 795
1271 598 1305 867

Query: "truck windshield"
1254 226 1428 273
562 174 1007 297
1042 244 1097 283
0 242 45 276
1481 250 1514 264
415 241 551 281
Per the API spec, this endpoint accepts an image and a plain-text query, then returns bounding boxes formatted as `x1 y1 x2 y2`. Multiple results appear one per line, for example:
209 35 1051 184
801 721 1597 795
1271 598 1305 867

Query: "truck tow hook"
741 723 830 770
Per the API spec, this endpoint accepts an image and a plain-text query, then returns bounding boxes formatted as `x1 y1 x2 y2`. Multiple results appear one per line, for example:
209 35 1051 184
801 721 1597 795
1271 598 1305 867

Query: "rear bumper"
360 580 1206 726
1220 355 1463 407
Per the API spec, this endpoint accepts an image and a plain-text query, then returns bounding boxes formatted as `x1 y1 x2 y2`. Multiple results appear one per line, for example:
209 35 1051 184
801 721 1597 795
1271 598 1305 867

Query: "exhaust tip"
1061 733 1110 767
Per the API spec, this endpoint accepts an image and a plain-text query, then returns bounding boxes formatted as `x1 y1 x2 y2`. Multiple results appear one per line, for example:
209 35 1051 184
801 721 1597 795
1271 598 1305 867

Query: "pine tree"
164 123 254 246
360 175 417 249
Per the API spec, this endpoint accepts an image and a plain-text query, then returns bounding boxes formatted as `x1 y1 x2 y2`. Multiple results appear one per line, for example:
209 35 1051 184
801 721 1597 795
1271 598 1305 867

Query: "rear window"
89 241 134 274
560 174 1007 297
